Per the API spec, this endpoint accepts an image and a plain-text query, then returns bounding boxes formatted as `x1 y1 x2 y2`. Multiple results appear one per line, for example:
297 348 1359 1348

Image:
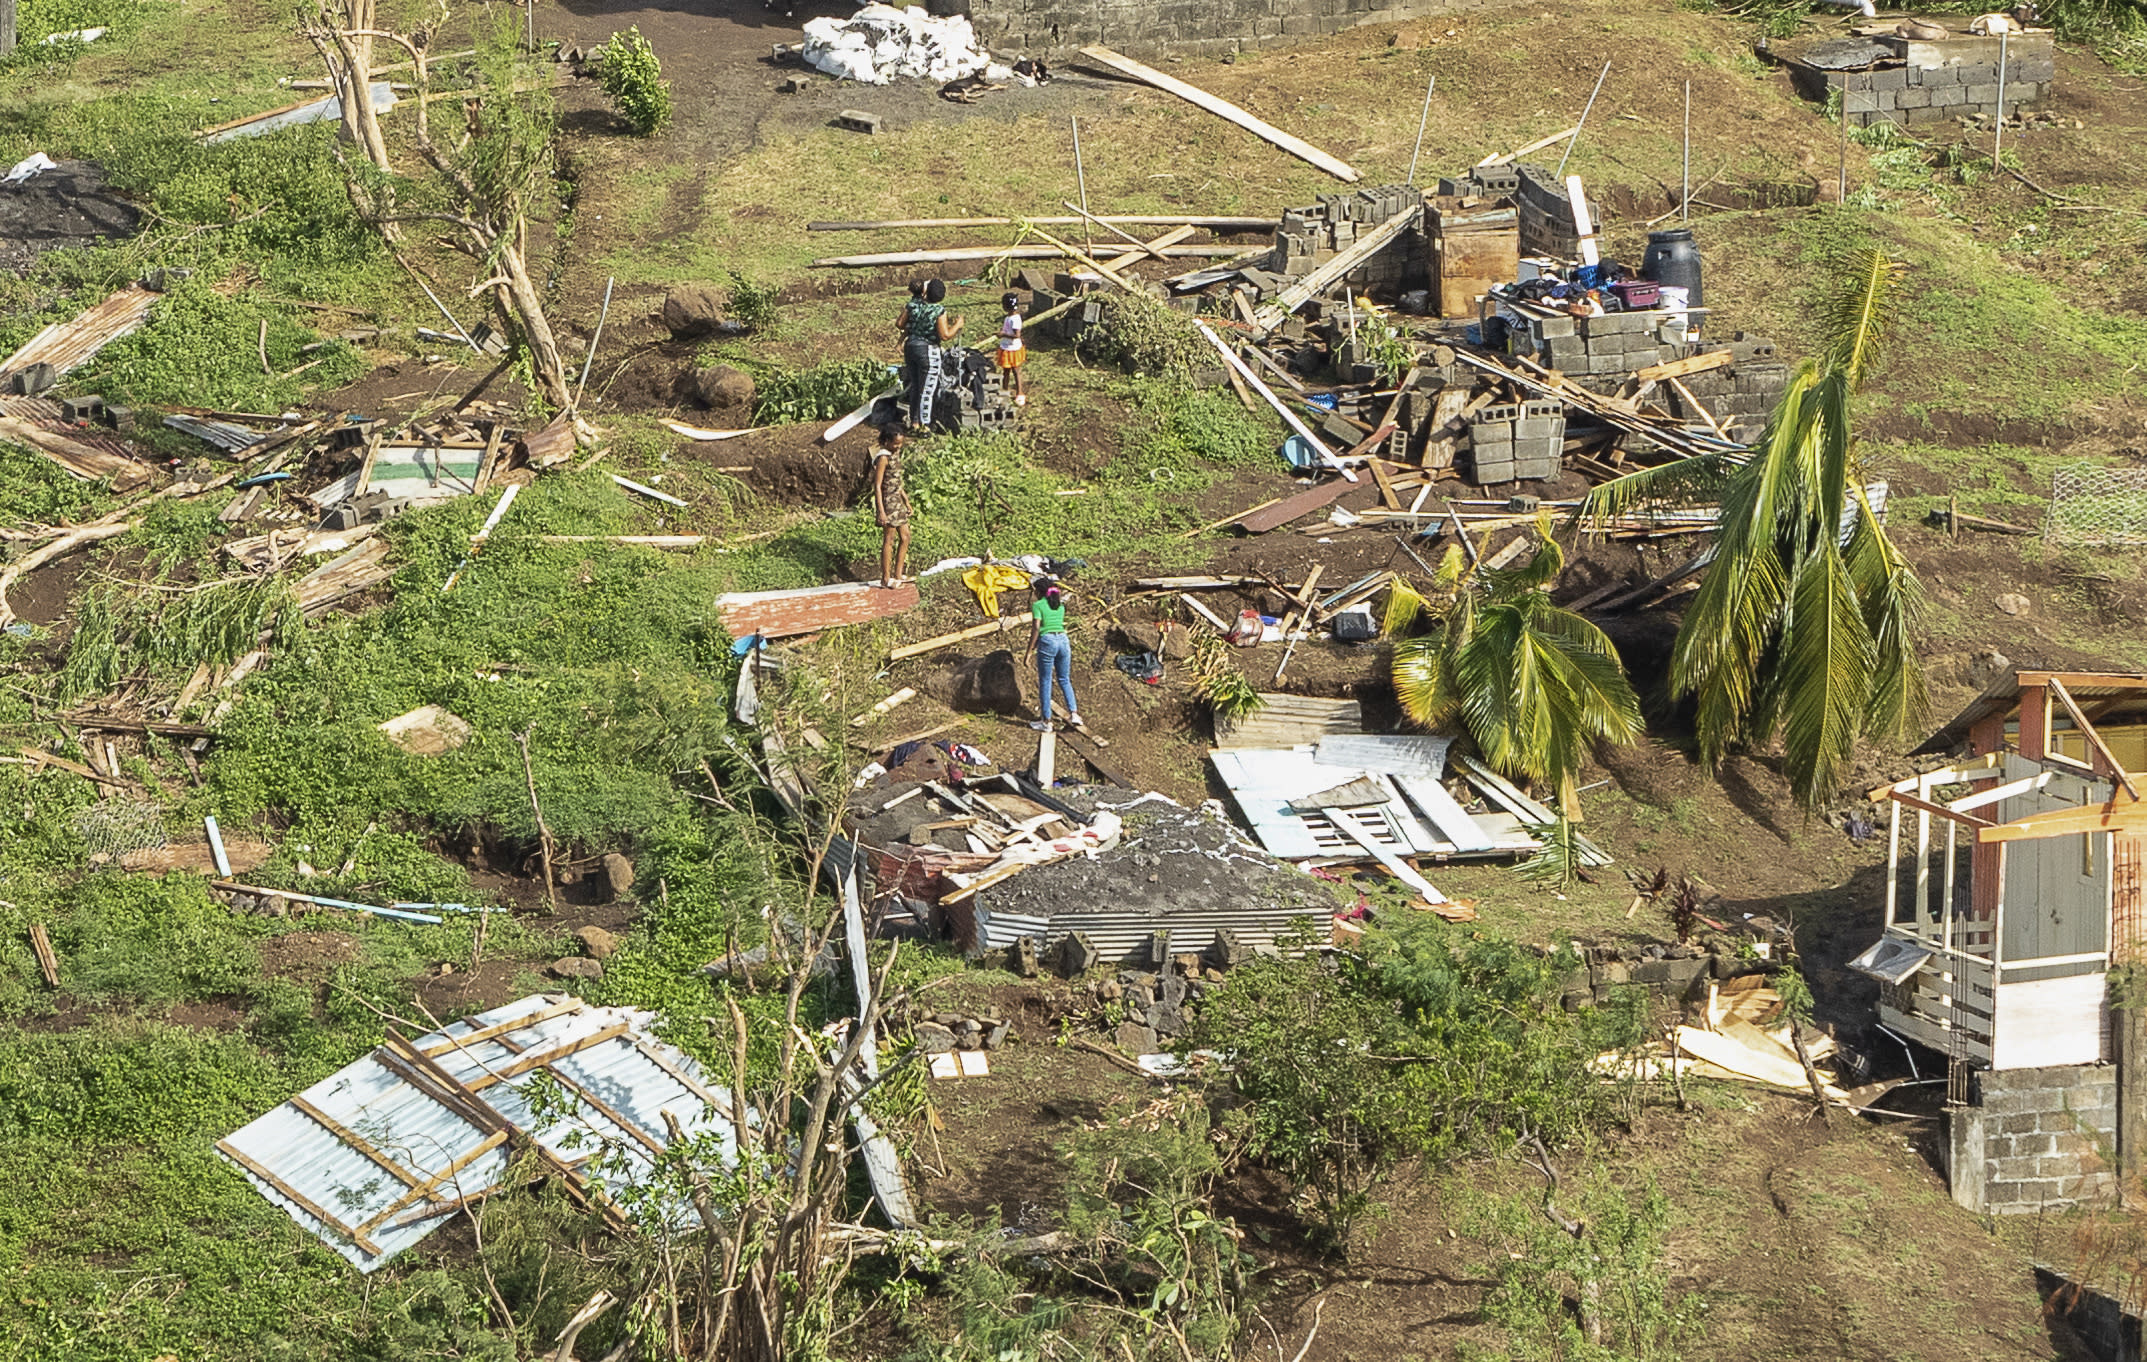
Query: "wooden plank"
851 687 919 727
1076 45 1359 182
888 614 1020 662
2047 678 2141 799
1477 124 1581 166
27 923 58 988
352 430 384 499
1328 808 1448 904
1035 728 1056 786
1194 322 1351 478
1018 223 1142 292
1368 455 1401 510
716 580 919 640
1980 794 2147 844
470 422 506 494
421 999 587 1058
811 244 1247 268
217 1138 386 1256
286 1092 422 1189
1254 208 1421 330
1059 728 1134 788
1179 593 1233 632
611 474 687 508
1632 349 1734 383
1889 789 1995 829
460 1022 634 1090
542 1068 668 1158
350 1130 512 1235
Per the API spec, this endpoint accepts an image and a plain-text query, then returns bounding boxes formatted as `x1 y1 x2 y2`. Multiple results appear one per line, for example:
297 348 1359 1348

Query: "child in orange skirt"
996 292 1028 407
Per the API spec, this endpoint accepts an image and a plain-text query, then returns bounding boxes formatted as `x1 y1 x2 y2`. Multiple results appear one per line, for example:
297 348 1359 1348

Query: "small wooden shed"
1858 670 2147 1070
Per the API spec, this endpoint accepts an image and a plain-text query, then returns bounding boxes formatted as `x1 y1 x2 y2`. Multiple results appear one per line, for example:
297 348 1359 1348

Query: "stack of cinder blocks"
1792 28 2053 128
1508 163 1599 262
1661 338 1790 443
1269 185 1423 293
1468 399 1563 483
1531 310 1687 376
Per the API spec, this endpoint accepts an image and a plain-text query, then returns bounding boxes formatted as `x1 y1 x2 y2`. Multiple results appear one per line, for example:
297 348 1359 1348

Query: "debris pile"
1771 20 2054 128
0 157 142 276
801 4 1009 85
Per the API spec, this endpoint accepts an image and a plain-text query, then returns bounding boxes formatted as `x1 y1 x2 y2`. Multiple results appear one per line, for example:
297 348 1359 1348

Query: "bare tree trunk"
1 0 19 55
496 254 574 409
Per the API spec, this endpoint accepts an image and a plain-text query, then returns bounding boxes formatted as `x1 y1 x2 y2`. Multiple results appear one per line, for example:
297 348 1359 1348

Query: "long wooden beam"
2048 677 2142 799
1253 207 1421 330
1889 790 1994 830
1979 794 2146 844
1076 45 1359 183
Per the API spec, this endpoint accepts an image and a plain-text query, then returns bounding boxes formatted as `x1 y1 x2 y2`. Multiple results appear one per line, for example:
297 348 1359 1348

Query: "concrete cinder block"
1964 83 2000 106
1896 85 1932 108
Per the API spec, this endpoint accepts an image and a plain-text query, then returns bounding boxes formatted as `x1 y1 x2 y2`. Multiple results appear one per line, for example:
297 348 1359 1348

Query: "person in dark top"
896 278 962 430
870 424 913 588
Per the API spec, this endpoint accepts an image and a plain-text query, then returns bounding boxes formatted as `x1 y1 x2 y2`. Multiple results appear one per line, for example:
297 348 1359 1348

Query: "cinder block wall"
1947 1063 2117 1214
966 0 1519 60
1792 32 2056 129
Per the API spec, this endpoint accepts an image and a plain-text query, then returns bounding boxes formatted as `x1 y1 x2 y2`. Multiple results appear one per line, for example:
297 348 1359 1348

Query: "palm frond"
1777 545 1877 807
1817 245 1905 392
1843 492 1928 740
1383 578 1428 636
1516 815 1586 890
1578 451 1737 526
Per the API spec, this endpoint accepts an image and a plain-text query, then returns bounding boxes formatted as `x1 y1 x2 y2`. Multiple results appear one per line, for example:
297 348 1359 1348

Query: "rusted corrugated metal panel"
0 284 159 380
0 395 140 463
717 580 919 639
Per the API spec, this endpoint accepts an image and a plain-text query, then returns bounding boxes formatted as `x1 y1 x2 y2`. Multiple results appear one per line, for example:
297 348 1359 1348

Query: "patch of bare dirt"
259 930 362 984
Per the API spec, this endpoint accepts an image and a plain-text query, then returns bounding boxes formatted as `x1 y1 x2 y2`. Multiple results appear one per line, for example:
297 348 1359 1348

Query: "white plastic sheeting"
801 5 1009 85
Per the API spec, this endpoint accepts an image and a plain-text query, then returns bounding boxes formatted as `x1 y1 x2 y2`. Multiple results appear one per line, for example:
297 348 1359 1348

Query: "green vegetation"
1589 246 1925 810
1391 535 1642 810
1191 923 1629 1248
593 26 672 136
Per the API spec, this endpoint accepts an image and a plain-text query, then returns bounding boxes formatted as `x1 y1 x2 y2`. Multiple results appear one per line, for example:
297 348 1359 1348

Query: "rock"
1098 980 1123 1002
662 284 728 339
694 364 755 415
1203 968 1225 984
914 1021 958 1053
549 956 604 981
1995 592 2031 618
377 704 471 756
1159 971 1187 1008
925 649 1024 715
1123 619 1192 661
600 852 635 902
1146 1001 1184 1037
958 1017 983 1035
574 926 620 960
956 1030 984 1051
1114 1020 1159 1055
1971 648 2012 689
1128 984 1155 1011
985 1019 1011 1049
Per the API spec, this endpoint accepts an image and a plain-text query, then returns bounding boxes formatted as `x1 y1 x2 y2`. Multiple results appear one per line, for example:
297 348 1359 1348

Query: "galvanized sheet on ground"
715 580 920 640
1208 747 1441 860
975 905 1332 960
0 283 159 378
218 994 733 1273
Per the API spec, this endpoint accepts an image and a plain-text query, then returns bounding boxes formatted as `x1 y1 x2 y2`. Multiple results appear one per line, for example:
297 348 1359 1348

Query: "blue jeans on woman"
1036 632 1077 721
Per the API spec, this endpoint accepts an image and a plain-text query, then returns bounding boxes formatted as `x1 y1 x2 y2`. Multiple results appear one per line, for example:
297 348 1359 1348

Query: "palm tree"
1583 245 1926 809
1390 533 1642 813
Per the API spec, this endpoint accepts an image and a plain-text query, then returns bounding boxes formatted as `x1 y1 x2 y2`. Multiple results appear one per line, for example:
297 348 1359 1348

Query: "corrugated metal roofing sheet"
716 581 919 640
1209 747 1442 859
1915 669 2147 755
217 994 734 1272
0 284 158 380
975 903 1332 960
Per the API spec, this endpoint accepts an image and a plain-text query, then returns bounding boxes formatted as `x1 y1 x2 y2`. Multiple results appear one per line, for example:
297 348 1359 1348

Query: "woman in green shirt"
1026 578 1082 731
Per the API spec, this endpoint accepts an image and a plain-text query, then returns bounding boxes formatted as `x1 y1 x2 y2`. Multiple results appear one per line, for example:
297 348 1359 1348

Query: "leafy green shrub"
593 27 671 135
752 357 892 425
726 270 780 334
1120 378 1280 470
1078 289 1209 380
1193 922 1609 1249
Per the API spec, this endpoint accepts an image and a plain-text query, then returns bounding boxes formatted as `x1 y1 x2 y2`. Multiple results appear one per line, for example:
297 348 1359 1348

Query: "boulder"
662 284 727 339
1114 1021 1159 1056
549 956 604 981
377 705 471 756
984 1019 1012 1049
1995 592 2032 618
574 926 620 960
695 364 755 415
925 649 1024 716
601 852 635 902
1146 1001 1184 1037
914 1021 958 1053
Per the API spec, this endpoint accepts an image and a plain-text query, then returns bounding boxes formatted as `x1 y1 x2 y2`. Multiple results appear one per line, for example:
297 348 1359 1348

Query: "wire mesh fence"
76 799 169 868
2048 463 2147 546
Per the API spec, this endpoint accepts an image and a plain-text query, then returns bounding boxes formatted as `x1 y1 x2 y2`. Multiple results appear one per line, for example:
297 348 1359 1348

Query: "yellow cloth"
962 564 1032 618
